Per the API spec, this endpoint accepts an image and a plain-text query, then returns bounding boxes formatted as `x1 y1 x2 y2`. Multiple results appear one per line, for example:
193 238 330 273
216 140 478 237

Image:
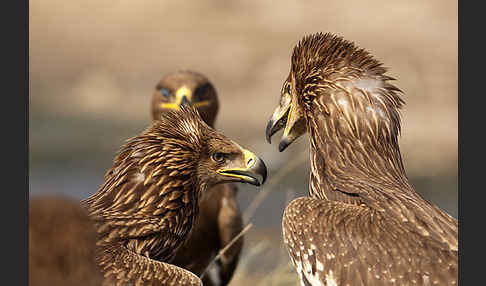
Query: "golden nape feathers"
266 32 458 285
150 70 244 286
29 196 102 286
83 105 266 286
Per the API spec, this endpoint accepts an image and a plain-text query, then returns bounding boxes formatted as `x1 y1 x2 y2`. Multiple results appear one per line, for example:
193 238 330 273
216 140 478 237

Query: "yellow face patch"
159 85 210 110
282 103 293 137
216 149 257 176
193 101 210 108
159 102 180 110
175 86 193 101
243 149 257 168
216 170 247 181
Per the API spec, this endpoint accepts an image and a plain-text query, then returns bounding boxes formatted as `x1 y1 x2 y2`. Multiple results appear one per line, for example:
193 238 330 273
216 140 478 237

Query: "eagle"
265 32 458 285
82 105 267 286
149 70 244 286
29 195 103 286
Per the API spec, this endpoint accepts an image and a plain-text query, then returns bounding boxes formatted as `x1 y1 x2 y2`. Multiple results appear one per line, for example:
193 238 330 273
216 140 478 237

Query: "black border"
458 1 472 284
8 0 28 284
24 0 29 284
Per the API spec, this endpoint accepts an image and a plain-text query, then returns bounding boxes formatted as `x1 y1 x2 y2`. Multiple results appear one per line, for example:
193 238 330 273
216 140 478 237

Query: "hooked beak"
266 104 290 144
217 149 267 186
160 86 210 110
265 102 306 152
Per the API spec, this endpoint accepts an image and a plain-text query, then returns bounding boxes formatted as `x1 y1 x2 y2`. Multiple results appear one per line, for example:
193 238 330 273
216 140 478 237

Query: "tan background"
30 0 457 284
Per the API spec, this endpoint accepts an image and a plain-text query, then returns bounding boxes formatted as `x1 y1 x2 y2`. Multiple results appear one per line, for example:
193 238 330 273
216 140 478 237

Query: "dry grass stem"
199 223 253 280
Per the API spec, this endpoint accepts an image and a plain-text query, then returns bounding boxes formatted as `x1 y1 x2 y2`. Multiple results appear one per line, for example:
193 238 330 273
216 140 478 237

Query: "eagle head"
152 70 219 127
165 105 266 188
266 32 404 152
265 71 306 152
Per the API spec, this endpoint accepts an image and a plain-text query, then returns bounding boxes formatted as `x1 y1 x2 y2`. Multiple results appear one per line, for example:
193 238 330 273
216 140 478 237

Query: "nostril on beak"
181 96 191 107
247 158 254 167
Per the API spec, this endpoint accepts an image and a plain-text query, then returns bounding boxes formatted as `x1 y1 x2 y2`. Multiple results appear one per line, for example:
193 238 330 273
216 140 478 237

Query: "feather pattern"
150 71 244 286
84 126 201 263
100 244 202 286
279 32 458 285
82 107 227 286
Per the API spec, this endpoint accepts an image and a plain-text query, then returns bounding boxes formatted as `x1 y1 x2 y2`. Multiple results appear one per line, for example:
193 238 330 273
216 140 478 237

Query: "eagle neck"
306 103 413 203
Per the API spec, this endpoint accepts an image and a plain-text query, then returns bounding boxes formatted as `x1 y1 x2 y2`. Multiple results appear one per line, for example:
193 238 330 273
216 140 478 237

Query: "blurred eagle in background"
149 70 244 286
29 196 103 286
83 106 266 286
266 32 458 285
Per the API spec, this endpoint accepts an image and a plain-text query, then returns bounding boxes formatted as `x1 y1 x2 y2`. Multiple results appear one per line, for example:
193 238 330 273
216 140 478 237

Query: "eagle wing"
283 197 458 286
83 159 194 262
99 244 202 286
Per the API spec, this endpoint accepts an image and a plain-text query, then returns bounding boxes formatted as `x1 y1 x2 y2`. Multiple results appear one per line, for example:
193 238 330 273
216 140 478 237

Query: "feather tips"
283 197 458 286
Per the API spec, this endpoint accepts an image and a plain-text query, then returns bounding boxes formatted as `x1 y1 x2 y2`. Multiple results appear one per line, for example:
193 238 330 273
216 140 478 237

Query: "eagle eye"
286 83 291 95
194 84 209 102
160 88 171 98
212 152 225 163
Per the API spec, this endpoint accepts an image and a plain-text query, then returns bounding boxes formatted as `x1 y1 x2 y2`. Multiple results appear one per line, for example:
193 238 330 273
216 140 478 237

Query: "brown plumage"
151 70 243 286
83 105 266 286
266 32 458 285
29 195 102 286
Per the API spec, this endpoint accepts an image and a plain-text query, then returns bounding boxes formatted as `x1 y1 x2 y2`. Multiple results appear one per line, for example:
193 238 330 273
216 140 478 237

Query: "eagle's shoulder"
282 197 458 286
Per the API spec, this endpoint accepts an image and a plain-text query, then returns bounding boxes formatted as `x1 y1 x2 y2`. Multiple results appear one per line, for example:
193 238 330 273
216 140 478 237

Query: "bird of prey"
29 195 103 286
83 105 267 286
150 70 243 286
265 32 458 285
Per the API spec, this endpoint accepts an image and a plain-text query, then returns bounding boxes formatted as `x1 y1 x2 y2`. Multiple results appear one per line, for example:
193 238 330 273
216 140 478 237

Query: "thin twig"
243 150 308 224
199 149 306 280
199 223 253 280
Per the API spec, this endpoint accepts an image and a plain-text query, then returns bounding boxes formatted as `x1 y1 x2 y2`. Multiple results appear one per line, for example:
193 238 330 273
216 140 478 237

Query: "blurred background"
30 0 457 284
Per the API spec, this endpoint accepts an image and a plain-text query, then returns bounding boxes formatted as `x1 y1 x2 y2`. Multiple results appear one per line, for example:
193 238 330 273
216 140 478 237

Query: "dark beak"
278 137 291 152
266 101 306 152
180 96 191 107
265 107 289 144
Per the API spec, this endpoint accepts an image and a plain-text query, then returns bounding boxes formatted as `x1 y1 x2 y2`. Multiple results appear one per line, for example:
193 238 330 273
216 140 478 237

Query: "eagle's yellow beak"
217 149 267 186
159 86 210 110
266 97 306 152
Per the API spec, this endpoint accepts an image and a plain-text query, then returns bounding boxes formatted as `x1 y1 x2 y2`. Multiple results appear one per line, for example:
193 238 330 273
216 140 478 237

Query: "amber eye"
212 152 225 163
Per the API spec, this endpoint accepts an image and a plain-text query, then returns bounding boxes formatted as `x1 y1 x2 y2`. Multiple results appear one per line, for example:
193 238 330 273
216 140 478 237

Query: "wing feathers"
283 197 458 286
99 245 202 286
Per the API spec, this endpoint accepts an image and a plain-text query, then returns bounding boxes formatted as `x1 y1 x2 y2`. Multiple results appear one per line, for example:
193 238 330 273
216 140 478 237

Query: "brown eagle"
83 105 267 286
29 196 102 286
265 32 458 285
150 70 244 286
